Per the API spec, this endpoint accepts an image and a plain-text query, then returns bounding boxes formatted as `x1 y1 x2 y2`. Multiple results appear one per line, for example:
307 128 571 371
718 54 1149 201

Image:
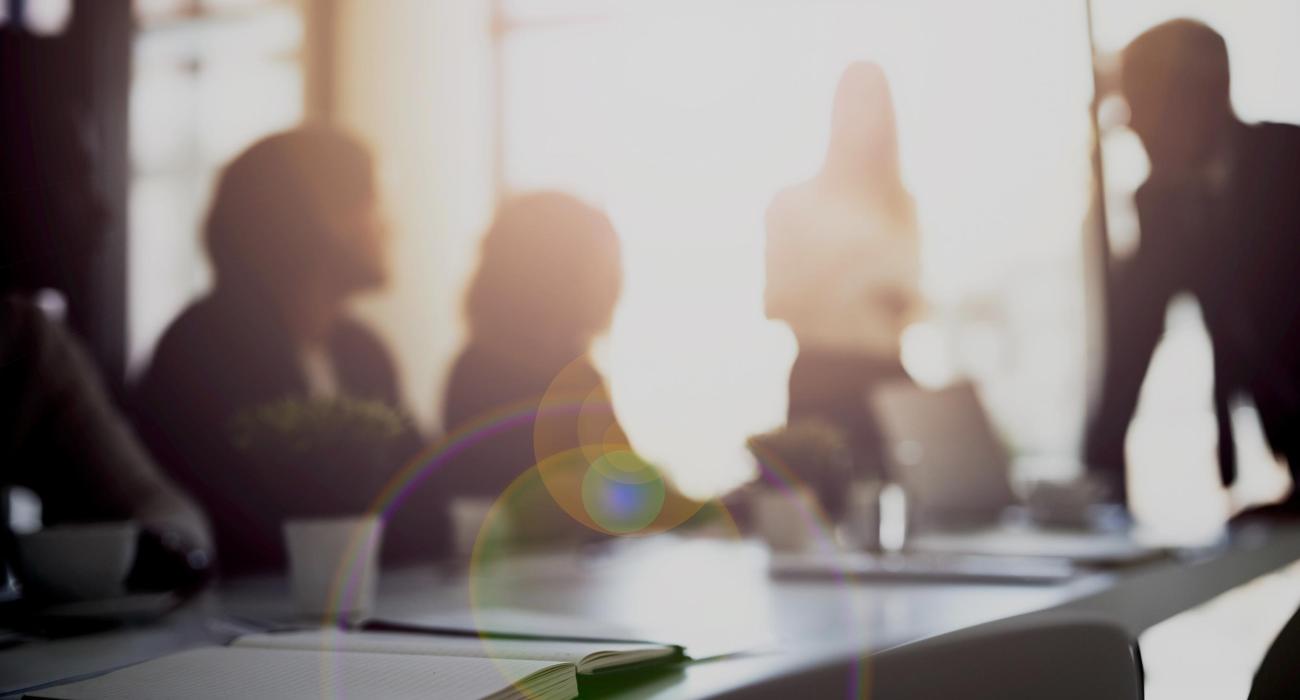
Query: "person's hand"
124 527 212 596
1024 476 1115 529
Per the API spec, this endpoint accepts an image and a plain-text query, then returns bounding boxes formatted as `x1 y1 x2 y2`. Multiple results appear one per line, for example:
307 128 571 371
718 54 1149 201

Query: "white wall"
333 0 496 432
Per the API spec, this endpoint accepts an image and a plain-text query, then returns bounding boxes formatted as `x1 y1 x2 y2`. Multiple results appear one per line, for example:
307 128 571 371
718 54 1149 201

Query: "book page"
31 646 567 700
235 630 674 669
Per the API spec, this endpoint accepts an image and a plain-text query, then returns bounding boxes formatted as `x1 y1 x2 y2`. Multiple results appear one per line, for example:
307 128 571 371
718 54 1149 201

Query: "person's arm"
870 200 924 339
763 196 800 324
1083 186 1181 502
3 300 210 548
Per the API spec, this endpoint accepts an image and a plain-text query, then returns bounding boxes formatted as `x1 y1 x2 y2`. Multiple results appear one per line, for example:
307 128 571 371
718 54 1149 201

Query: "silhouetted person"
766 62 921 481
133 125 423 574
2 33 208 593
440 192 628 543
1084 20 1300 512
2 298 210 592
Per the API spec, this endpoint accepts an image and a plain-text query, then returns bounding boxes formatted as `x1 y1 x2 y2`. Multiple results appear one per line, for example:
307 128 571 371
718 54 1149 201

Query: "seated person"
441 193 671 545
2 297 209 593
132 125 427 574
766 62 922 482
1 87 208 594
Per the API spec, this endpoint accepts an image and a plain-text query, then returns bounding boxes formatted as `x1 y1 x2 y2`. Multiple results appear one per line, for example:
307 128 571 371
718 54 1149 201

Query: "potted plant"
229 397 415 618
228 396 413 518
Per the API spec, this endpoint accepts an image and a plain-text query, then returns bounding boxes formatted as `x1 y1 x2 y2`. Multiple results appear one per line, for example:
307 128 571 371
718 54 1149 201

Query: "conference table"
3 523 1300 698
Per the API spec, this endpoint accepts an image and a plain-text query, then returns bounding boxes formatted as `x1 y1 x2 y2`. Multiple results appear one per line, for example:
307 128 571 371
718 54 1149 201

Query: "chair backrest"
705 613 1142 700
870 613 1142 700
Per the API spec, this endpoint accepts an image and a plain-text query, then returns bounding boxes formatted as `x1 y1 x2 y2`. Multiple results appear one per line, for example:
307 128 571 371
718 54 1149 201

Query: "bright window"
498 0 1096 497
127 0 305 374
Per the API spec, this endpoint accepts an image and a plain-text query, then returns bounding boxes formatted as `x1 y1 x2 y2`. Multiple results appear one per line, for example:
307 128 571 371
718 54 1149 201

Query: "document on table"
29 629 684 700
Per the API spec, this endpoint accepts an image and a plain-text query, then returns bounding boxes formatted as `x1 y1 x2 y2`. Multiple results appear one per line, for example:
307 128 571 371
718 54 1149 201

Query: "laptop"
868 381 1168 567
869 382 1018 528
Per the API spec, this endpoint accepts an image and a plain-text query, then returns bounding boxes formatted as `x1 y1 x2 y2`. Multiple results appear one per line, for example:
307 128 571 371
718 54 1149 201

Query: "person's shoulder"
446 343 485 376
333 315 394 360
1236 123 1300 194
1133 176 1176 209
441 343 527 427
151 296 224 354
1250 120 1300 141
135 294 231 385
1245 121 1300 159
767 182 825 248
445 343 520 390
768 179 819 219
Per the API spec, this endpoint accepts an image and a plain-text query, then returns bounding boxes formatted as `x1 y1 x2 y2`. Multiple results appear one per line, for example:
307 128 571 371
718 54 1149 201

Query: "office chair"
709 612 1142 699
869 613 1142 699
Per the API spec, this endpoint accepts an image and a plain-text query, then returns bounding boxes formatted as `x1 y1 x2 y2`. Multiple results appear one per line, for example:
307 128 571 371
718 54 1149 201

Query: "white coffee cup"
18 522 139 600
751 486 821 553
283 516 383 622
841 480 883 550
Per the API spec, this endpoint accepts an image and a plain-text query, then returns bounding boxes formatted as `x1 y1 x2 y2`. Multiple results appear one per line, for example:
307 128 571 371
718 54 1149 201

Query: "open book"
30 630 683 700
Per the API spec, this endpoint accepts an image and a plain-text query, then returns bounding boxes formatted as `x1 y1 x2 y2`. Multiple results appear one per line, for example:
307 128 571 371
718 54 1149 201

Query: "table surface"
4 525 1300 699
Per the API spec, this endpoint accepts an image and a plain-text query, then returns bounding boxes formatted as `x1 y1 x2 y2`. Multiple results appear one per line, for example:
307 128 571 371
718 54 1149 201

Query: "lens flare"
305 363 872 699
531 355 707 535
581 451 667 533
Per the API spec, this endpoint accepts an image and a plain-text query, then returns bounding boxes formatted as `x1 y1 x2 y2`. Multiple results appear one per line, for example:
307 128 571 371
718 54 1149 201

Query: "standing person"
133 125 425 574
765 61 922 482
1084 20 1300 514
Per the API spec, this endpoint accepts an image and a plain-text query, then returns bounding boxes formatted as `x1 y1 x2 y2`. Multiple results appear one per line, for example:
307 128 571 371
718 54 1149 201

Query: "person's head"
205 125 387 309
825 62 904 197
465 192 621 359
1121 19 1235 176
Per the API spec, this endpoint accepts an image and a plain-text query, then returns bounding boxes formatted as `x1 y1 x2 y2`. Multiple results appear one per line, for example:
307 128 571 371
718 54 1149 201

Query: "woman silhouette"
765 62 921 481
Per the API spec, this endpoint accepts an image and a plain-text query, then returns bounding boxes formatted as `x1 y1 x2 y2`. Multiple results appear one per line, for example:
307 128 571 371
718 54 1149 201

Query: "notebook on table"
28 630 684 700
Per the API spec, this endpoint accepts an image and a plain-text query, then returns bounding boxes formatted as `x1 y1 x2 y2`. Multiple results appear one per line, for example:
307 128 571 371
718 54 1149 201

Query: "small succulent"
229 396 409 467
226 397 416 518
